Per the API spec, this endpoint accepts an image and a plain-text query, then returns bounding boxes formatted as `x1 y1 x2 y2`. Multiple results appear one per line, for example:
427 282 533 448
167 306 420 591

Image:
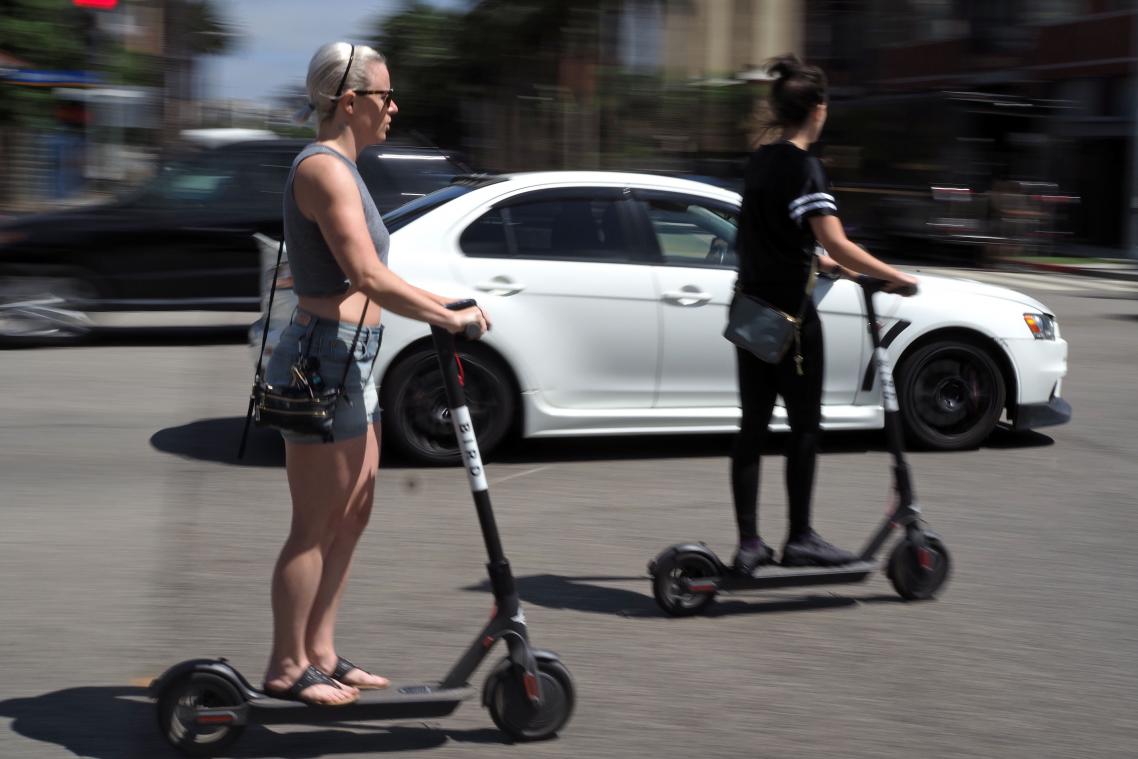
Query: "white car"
251 172 1070 464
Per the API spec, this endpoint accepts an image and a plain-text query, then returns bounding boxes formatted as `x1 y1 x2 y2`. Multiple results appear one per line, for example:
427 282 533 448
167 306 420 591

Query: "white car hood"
909 272 1052 314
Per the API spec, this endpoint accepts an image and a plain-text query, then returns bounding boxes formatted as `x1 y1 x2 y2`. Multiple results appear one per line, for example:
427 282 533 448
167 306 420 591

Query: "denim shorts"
264 309 383 444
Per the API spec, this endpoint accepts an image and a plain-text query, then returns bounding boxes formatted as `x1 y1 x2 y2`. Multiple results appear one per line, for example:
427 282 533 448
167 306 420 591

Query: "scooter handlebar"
854 274 918 297
444 299 484 340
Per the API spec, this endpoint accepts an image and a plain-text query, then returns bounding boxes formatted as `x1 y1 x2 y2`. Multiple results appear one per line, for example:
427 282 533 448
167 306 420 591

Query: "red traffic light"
73 0 118 8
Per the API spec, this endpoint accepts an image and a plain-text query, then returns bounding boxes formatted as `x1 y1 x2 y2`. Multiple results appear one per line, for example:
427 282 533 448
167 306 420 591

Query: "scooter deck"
705 561 877 592
246 683 475 724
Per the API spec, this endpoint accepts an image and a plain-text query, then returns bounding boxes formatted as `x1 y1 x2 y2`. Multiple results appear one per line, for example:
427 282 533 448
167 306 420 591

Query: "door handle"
662 287 713 306
475 276 526 296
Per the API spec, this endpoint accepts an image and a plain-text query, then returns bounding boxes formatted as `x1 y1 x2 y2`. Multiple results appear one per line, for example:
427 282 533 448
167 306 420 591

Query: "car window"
358 151 471 213
126 145 294 214
460 192 631 262
639 194 739 268
383 184 475 233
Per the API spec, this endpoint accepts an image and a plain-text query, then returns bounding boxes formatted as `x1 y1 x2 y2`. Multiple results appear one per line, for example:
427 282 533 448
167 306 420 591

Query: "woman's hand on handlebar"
448 304 491 338
883 272 919 296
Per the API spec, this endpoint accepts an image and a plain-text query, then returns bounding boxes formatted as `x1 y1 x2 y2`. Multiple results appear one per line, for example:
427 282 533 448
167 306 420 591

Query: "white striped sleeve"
788 192 837 226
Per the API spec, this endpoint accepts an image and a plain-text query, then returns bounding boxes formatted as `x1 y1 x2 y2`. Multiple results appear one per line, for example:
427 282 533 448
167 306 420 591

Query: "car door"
634 190 868 409
631 190 739 408
448 187 659 409
813 275 868 405
108 144 293 309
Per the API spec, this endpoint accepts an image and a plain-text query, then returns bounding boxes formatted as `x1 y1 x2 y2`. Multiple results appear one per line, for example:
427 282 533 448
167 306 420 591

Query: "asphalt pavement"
0 273 1135 759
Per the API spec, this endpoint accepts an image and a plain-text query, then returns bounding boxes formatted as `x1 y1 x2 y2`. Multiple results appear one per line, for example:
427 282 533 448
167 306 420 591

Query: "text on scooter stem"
451 405 489 492
874 348 900 413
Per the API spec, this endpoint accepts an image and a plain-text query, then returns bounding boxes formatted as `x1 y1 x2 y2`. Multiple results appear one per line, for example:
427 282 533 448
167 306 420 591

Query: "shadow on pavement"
461 574 905 619
983 427 1055 449
150 417 284 468
0 686 507 758
149 418 1053 469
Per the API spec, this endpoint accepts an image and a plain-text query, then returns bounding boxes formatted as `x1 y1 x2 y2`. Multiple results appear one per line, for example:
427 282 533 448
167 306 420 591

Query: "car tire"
382 343 516 466
0 273 95 346
896 339 1006 450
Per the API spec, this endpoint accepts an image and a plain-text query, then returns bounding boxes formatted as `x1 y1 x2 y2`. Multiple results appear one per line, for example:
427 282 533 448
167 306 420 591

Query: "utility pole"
1129 7 1138 259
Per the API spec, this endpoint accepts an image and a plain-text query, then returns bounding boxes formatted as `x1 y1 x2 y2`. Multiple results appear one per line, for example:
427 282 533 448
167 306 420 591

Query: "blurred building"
806 0 1138 255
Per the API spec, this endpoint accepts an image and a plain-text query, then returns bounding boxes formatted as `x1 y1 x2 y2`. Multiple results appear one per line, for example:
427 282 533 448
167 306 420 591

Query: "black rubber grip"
445 299 477 311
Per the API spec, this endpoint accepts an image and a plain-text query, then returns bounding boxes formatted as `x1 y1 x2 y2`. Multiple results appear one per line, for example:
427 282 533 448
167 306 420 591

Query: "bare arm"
809 215 917 290
294 155 488 333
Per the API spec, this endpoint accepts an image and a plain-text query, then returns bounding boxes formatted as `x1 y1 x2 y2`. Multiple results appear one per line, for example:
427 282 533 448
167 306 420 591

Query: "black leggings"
730 304 824 542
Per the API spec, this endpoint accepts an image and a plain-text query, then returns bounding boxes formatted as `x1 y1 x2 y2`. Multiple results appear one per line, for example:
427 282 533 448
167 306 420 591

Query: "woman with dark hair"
730 54 918 574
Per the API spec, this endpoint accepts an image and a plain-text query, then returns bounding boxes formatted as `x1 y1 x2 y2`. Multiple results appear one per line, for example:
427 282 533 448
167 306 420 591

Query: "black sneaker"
732 539 775 575
781 530 859 567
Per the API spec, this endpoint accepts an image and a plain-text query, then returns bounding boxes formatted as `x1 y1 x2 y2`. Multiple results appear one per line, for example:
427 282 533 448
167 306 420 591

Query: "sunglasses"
352 88 395 107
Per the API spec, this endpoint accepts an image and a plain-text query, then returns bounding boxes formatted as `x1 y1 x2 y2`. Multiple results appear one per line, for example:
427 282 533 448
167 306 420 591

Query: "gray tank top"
283 144 389 297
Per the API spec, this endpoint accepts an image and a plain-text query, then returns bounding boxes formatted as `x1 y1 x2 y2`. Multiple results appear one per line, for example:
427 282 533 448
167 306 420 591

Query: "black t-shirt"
736 141 838 314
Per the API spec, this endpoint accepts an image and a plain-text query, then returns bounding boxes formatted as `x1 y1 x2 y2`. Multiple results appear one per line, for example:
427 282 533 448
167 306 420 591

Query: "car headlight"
1023 312 1056 340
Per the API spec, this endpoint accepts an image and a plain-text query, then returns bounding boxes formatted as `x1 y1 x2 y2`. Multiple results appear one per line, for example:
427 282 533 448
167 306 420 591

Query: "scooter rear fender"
149 658 259 701
647 542 725 576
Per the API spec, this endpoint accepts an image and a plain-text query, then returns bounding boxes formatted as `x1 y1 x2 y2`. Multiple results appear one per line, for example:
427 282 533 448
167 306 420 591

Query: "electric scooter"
152 301 575 756
648 275 951 617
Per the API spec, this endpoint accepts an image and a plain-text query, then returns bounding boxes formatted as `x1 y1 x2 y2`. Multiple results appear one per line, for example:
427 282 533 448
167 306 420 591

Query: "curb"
1000 259 1138 282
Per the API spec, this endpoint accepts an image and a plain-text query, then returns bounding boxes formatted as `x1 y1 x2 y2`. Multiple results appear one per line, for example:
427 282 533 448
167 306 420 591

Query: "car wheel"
896 339 1006 450
0 274 94 345
382 344 516 466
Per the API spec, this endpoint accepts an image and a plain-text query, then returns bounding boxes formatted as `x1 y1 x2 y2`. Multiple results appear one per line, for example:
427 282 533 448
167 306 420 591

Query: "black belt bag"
724 257 817 374
723 293 798 363
238 237 370 455
250 357 343 441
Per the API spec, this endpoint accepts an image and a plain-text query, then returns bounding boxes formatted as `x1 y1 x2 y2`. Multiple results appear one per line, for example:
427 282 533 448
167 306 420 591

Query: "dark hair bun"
767 53 802 81
762 52 827 130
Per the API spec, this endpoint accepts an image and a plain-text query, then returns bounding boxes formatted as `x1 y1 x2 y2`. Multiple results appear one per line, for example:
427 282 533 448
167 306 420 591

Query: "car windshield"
121 150 238 209
383 184 475 232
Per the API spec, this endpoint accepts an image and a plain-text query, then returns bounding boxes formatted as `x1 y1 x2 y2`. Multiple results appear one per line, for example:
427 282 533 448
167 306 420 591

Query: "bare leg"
264 434 366 705
306 421 390 689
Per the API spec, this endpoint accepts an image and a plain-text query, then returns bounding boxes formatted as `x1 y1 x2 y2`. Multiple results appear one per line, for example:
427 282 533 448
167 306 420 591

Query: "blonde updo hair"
297 41 386 123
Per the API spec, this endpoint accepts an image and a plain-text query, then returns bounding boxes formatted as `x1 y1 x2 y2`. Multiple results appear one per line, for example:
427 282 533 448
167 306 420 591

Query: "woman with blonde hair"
261 41 489 705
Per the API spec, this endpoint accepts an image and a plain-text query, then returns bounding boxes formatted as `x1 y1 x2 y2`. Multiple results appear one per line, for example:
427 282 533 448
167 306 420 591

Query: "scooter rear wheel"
485 657 575 741
887 532 951 601
652 551 718 616
156 672 245 757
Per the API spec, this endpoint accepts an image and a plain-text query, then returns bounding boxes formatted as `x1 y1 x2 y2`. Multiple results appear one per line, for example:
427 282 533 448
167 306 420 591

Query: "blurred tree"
368 0 730 170
161 0 239 138
181 0 238 57
370 0 466 147
0 0 91 127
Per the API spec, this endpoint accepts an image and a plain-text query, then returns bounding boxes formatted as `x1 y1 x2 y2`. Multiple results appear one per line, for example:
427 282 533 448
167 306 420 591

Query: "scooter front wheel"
156 672 246 757
887 531 951 601
652 550 718 617
485 657 575 741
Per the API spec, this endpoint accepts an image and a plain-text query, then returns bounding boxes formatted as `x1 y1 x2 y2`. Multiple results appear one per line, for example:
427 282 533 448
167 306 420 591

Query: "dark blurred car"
0 135 471 343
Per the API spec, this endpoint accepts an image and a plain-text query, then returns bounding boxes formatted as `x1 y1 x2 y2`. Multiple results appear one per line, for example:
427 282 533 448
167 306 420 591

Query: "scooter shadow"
461 574 905 619
0 686 508 759
148 418 1053 469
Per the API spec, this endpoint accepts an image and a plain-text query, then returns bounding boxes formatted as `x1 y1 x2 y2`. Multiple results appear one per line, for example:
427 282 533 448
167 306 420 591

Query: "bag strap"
239 236 286 459
791 255 819 377
255 237 286 380
334 303 369 404
795 254 818 320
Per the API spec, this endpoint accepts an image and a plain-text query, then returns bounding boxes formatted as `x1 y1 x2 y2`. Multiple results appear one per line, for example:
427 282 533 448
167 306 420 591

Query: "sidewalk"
1000 257 1138 282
